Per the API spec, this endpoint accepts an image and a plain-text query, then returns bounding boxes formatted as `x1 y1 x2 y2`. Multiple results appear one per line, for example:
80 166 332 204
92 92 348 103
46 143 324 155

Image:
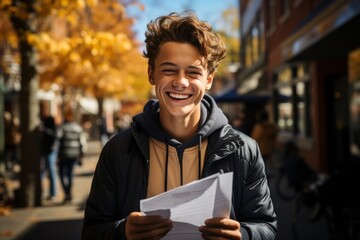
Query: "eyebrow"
159 62 177 67
159 62 203 70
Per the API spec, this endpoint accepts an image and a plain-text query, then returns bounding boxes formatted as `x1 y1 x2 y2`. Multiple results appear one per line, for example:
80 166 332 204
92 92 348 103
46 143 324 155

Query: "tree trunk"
96 96 105 140
0 74 5 173
11 1 42 207
18 38 41 207
97 96 104 120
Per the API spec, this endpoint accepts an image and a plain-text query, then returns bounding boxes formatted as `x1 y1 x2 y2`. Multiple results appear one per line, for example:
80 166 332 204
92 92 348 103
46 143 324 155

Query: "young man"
83 12 277 240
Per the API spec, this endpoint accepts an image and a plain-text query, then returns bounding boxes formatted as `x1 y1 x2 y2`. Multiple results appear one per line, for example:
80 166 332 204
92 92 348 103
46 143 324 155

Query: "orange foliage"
0 0 150 102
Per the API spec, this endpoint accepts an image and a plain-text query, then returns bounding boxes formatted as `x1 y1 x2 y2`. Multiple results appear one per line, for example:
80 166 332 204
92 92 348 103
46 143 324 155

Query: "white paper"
140 172 233 240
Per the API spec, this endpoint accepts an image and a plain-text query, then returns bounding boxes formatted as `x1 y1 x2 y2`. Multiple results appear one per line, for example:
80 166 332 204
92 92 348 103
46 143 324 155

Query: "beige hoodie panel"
147 138 208 198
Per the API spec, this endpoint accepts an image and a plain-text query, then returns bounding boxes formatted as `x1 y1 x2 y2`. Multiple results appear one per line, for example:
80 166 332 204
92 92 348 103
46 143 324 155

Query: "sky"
127 0 239 47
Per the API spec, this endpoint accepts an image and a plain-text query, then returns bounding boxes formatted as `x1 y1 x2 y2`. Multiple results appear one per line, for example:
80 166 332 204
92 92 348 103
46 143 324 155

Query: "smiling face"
149 41 214 124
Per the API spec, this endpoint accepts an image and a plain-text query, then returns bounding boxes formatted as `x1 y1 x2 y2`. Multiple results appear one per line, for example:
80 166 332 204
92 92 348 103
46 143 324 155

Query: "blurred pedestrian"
114 114 132 134
97 116 109 146
40 116 60 201
251 109 278 170
114 115 126 134
231 113 243 130
58 109 84 203
83 11 277 240
234 109 253 136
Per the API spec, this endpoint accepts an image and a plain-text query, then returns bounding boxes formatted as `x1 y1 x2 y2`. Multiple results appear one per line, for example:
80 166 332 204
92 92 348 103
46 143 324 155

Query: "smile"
168 92 191 100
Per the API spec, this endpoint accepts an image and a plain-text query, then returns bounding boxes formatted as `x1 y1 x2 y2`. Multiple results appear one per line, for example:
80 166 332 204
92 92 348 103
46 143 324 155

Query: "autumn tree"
0 0 148 207
0 2 20 171
215 6 240 77
30 0 149 117
0 0 43 207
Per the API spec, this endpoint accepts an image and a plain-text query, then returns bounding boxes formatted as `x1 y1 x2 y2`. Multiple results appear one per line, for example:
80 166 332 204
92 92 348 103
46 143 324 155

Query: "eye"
162 69 177 75
187 71 202 78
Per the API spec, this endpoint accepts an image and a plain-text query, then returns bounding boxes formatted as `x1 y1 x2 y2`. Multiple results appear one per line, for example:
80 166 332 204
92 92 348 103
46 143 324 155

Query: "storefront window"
245 35 252 68
251 26 259 63
350 81 360 156
274 63 311 137
278 86 292 131
241 11 265 71
349 49 360 156
296 81 306 136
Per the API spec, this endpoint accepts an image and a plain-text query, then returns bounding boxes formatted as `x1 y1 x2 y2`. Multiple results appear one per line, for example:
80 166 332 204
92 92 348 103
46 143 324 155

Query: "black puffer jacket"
83 96 277 240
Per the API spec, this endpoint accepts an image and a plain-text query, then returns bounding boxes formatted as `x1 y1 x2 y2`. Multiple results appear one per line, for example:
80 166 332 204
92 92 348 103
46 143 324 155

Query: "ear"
148 67 155 85
205 72 215 90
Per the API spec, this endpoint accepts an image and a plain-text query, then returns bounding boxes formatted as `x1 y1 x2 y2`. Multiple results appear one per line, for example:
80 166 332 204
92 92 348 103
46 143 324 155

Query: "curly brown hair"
143 11 227 75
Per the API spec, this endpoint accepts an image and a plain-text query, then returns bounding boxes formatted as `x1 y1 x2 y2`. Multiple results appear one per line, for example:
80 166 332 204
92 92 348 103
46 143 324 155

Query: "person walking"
83 11 277 240
40 116 60 201
251 109 278 172
58 109 84 203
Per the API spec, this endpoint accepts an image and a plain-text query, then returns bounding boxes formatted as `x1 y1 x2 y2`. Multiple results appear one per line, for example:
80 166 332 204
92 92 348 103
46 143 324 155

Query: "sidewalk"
0 140 102 240
267 173 330 240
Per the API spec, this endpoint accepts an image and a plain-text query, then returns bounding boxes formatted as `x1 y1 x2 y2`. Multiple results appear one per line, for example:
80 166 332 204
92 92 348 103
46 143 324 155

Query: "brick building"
239 0 360 172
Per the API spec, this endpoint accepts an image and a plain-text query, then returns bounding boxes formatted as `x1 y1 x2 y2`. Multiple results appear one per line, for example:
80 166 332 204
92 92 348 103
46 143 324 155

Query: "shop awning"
214 88 290 103
213 88 270 103
281 0 360 62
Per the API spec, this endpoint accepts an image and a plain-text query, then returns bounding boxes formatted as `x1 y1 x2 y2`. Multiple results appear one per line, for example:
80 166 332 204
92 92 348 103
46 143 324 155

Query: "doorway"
325 74 349 173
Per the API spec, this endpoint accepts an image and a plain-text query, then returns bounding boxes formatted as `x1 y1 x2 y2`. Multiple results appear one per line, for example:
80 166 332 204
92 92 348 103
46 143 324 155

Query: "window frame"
273 63 312 138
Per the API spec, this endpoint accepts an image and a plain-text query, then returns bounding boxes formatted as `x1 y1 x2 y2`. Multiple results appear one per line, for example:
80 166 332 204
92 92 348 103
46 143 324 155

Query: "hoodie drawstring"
198 135 202 179
165 141 169 192
164 137 202 192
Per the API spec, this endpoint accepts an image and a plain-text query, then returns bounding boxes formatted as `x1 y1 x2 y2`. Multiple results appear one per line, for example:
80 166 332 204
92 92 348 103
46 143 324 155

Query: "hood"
132 94 228 149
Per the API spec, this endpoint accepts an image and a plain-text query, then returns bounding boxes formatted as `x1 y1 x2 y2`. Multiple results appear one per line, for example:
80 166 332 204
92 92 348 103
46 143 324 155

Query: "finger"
128 212 164 226
131 222 172 240
201 234 228 240
204 218 240 230
126 212 172 240
200 226 240 239
200 218 241 240
129 219 172 234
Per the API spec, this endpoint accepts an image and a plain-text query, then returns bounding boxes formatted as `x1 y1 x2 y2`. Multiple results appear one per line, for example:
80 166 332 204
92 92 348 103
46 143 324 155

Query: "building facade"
239 0 360 172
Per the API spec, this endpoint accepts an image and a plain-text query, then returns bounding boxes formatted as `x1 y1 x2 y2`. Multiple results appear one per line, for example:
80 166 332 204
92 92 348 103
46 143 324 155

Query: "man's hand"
125 212 173 240
199 218 241 240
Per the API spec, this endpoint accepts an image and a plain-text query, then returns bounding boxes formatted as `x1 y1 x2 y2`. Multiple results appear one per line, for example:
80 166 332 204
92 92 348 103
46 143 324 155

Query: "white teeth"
169 92 190 99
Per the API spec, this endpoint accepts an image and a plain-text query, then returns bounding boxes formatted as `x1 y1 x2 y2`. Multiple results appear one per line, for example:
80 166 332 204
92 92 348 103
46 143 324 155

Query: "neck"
160 112 200 143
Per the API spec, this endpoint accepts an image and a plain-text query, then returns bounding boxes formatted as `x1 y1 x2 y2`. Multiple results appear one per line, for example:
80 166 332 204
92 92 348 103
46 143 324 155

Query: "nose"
173 72 189 88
